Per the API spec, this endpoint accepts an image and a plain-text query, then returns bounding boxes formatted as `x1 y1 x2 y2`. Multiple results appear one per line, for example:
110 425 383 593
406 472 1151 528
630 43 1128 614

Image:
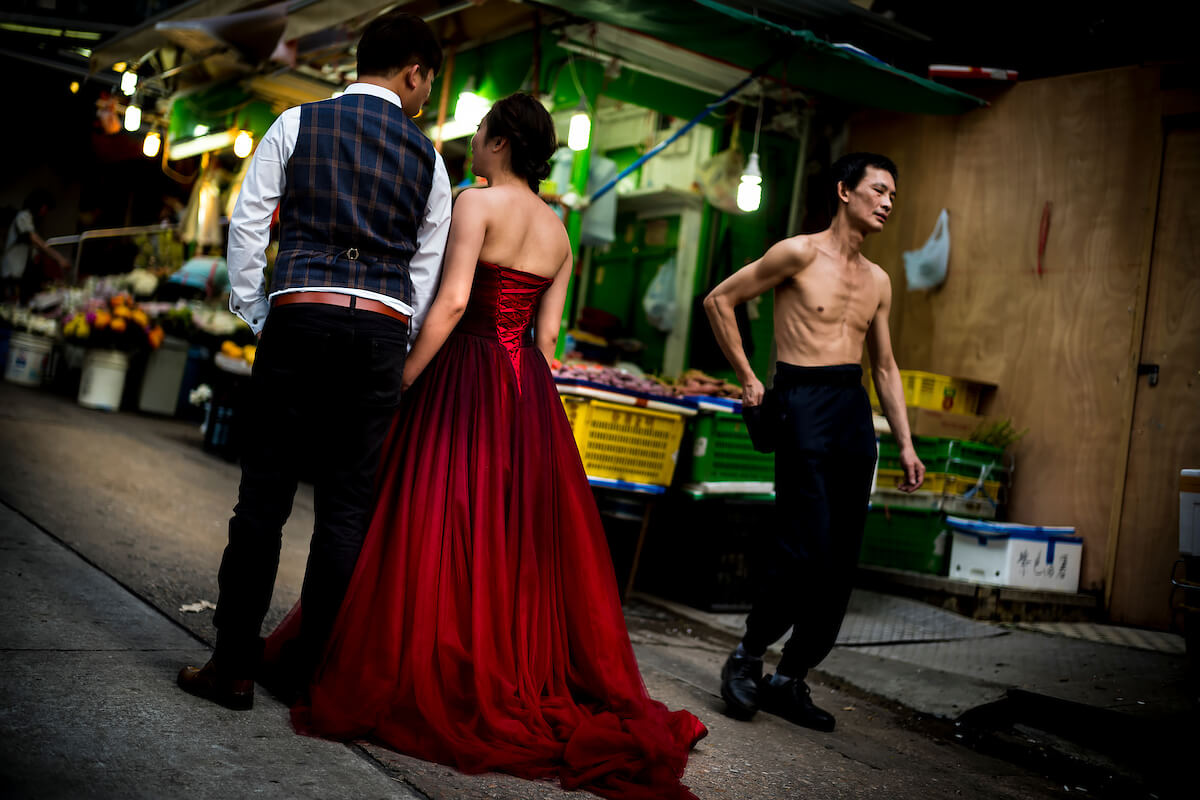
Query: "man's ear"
836 180 850 204
405 63 424 89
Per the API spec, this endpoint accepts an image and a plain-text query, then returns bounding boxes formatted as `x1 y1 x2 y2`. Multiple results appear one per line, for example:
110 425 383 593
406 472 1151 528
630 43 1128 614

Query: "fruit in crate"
242 344 256 365
220 340 244 359
110 317 127 333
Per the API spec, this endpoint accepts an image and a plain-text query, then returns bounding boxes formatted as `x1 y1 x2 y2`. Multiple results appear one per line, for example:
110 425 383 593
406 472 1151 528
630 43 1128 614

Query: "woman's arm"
534 249 573 364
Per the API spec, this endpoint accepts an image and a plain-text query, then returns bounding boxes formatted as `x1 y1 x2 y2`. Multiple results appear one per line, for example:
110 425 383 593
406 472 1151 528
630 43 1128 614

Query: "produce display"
220 340 257 366
672 369 742 400
551 361 673 396
551 362 743 401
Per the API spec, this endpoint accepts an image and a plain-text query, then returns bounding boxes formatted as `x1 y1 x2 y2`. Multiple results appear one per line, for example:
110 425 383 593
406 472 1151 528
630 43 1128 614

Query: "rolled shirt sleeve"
227 108 298 335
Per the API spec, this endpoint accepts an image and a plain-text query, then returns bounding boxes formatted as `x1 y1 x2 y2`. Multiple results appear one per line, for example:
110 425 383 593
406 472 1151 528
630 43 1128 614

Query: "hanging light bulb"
142 130 161 158
112 61 127 73
124 101 142 132
737 89 766 213
454 78 491 128
120 70 138 96
567 105 591 152
69 80 80 94
233 130 254 158
193 124 209 137
737 152 763 213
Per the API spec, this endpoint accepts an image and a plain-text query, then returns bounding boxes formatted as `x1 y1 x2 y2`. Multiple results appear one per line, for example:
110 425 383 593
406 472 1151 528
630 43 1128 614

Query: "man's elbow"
702 292 723 321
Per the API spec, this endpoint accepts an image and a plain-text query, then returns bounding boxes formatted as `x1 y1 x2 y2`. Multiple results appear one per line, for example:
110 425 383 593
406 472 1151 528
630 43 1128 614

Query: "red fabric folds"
267 262 706 800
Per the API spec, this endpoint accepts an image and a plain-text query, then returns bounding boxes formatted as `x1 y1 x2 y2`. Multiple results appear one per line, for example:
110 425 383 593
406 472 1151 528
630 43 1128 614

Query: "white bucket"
78 349 130 411
4 332 52 386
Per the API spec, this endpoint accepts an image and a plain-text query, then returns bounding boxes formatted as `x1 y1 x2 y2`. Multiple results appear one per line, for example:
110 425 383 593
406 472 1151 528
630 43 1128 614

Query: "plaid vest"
270 92 436 306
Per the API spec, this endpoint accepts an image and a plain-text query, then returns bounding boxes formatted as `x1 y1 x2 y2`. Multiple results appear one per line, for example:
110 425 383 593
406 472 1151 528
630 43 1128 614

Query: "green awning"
538 0 984 115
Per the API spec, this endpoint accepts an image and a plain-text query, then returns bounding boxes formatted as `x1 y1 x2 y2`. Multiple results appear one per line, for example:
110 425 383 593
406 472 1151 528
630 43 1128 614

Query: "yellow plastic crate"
559 397 685 486
876 468 1003 502
868 370 981 416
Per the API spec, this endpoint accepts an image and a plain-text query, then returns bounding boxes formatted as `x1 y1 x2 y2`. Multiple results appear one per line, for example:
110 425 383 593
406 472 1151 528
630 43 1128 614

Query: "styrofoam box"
947 516 1082 593
1181 469 1200 556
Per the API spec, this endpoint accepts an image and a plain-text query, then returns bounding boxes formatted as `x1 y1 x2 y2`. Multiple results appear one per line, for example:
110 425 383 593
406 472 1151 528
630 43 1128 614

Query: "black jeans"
212 303 408 676
742 363 877 678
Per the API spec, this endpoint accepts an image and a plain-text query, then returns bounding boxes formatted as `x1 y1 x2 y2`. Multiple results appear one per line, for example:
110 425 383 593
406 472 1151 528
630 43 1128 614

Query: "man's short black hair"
830 152 898 209
356 11 443 79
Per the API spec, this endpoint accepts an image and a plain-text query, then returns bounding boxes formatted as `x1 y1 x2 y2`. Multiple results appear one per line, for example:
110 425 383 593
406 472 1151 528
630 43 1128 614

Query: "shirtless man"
703 152 925 732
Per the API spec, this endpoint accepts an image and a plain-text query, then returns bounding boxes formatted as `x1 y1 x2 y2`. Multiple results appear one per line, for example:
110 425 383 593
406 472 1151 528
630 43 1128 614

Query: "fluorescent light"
426 117 478 142
454 90 491 129
168 130 237 160
0 22 100 40
561 23 759 100
193 124 209 137
568 111 591 152
120 70 137 96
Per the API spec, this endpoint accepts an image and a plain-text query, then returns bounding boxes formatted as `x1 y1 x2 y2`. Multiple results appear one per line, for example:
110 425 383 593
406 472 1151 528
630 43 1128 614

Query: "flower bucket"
5 332 52 386
78 349 130 411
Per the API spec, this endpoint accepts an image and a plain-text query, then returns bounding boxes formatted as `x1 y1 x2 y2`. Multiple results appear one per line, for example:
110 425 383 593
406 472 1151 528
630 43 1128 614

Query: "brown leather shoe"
177 659 254 711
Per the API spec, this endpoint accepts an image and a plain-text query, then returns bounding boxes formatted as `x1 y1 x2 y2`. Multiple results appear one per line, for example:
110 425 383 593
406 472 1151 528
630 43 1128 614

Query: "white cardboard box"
947 517 1082 593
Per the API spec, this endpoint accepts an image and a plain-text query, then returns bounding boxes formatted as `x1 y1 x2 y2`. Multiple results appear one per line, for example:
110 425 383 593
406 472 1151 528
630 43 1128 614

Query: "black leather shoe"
178 659 254 711
720 651 763 720
759 675 835 732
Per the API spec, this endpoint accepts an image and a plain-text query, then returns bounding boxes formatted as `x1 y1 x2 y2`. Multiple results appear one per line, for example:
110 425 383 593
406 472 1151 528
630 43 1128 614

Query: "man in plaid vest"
179 11 451 710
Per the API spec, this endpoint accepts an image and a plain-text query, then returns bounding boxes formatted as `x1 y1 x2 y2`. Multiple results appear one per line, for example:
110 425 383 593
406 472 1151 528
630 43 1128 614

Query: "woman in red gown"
267 93 707 800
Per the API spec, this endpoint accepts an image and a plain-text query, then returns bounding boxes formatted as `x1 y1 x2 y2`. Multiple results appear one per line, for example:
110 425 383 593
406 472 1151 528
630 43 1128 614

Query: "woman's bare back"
473 185 570 280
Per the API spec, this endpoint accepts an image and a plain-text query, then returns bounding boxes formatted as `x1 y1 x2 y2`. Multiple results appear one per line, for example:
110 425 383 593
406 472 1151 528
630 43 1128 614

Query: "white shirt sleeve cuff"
231 296 270 336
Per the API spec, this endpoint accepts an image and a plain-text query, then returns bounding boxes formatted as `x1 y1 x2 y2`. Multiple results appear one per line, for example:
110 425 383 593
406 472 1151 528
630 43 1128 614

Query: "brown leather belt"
271 291 410 325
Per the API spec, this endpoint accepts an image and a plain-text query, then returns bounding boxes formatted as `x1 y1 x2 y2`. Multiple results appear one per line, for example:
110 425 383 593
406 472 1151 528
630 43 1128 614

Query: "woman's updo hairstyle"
482 93 557 193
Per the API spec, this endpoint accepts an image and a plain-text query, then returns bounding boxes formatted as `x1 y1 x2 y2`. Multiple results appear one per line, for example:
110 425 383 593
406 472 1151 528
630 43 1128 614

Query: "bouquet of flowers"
61 293 165 352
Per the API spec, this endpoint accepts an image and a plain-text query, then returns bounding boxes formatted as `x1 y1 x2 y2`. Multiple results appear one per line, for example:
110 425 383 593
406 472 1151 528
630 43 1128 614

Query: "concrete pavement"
2 380 1191 798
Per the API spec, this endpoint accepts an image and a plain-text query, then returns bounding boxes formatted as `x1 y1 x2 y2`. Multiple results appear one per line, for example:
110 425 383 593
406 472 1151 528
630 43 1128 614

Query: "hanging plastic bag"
643 256 677 332
696 147 746 215
903 209 950 290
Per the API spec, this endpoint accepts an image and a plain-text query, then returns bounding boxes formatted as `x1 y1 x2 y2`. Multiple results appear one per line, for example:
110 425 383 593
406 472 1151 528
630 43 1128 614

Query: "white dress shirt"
227 83 452 346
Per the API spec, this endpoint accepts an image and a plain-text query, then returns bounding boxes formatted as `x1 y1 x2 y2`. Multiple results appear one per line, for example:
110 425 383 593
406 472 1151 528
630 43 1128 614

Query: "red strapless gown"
267 262 706 800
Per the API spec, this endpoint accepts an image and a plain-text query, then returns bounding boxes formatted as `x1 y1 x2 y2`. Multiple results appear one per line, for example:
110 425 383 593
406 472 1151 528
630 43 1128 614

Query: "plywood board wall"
849 67 1163 594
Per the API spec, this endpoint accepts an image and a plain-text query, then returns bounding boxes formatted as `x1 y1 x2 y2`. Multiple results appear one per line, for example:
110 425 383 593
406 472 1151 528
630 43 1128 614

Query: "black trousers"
212 303 408 676
742 363 877 678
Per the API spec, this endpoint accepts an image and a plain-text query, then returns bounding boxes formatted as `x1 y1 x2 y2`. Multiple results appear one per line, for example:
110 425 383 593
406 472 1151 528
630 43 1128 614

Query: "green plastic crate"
878 435 1003 464
878 435 1008 483
859 507 949 575
686 411 774 484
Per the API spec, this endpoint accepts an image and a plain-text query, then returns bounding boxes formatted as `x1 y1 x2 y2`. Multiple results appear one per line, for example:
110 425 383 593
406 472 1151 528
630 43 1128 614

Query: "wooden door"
1110 126 1200 628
